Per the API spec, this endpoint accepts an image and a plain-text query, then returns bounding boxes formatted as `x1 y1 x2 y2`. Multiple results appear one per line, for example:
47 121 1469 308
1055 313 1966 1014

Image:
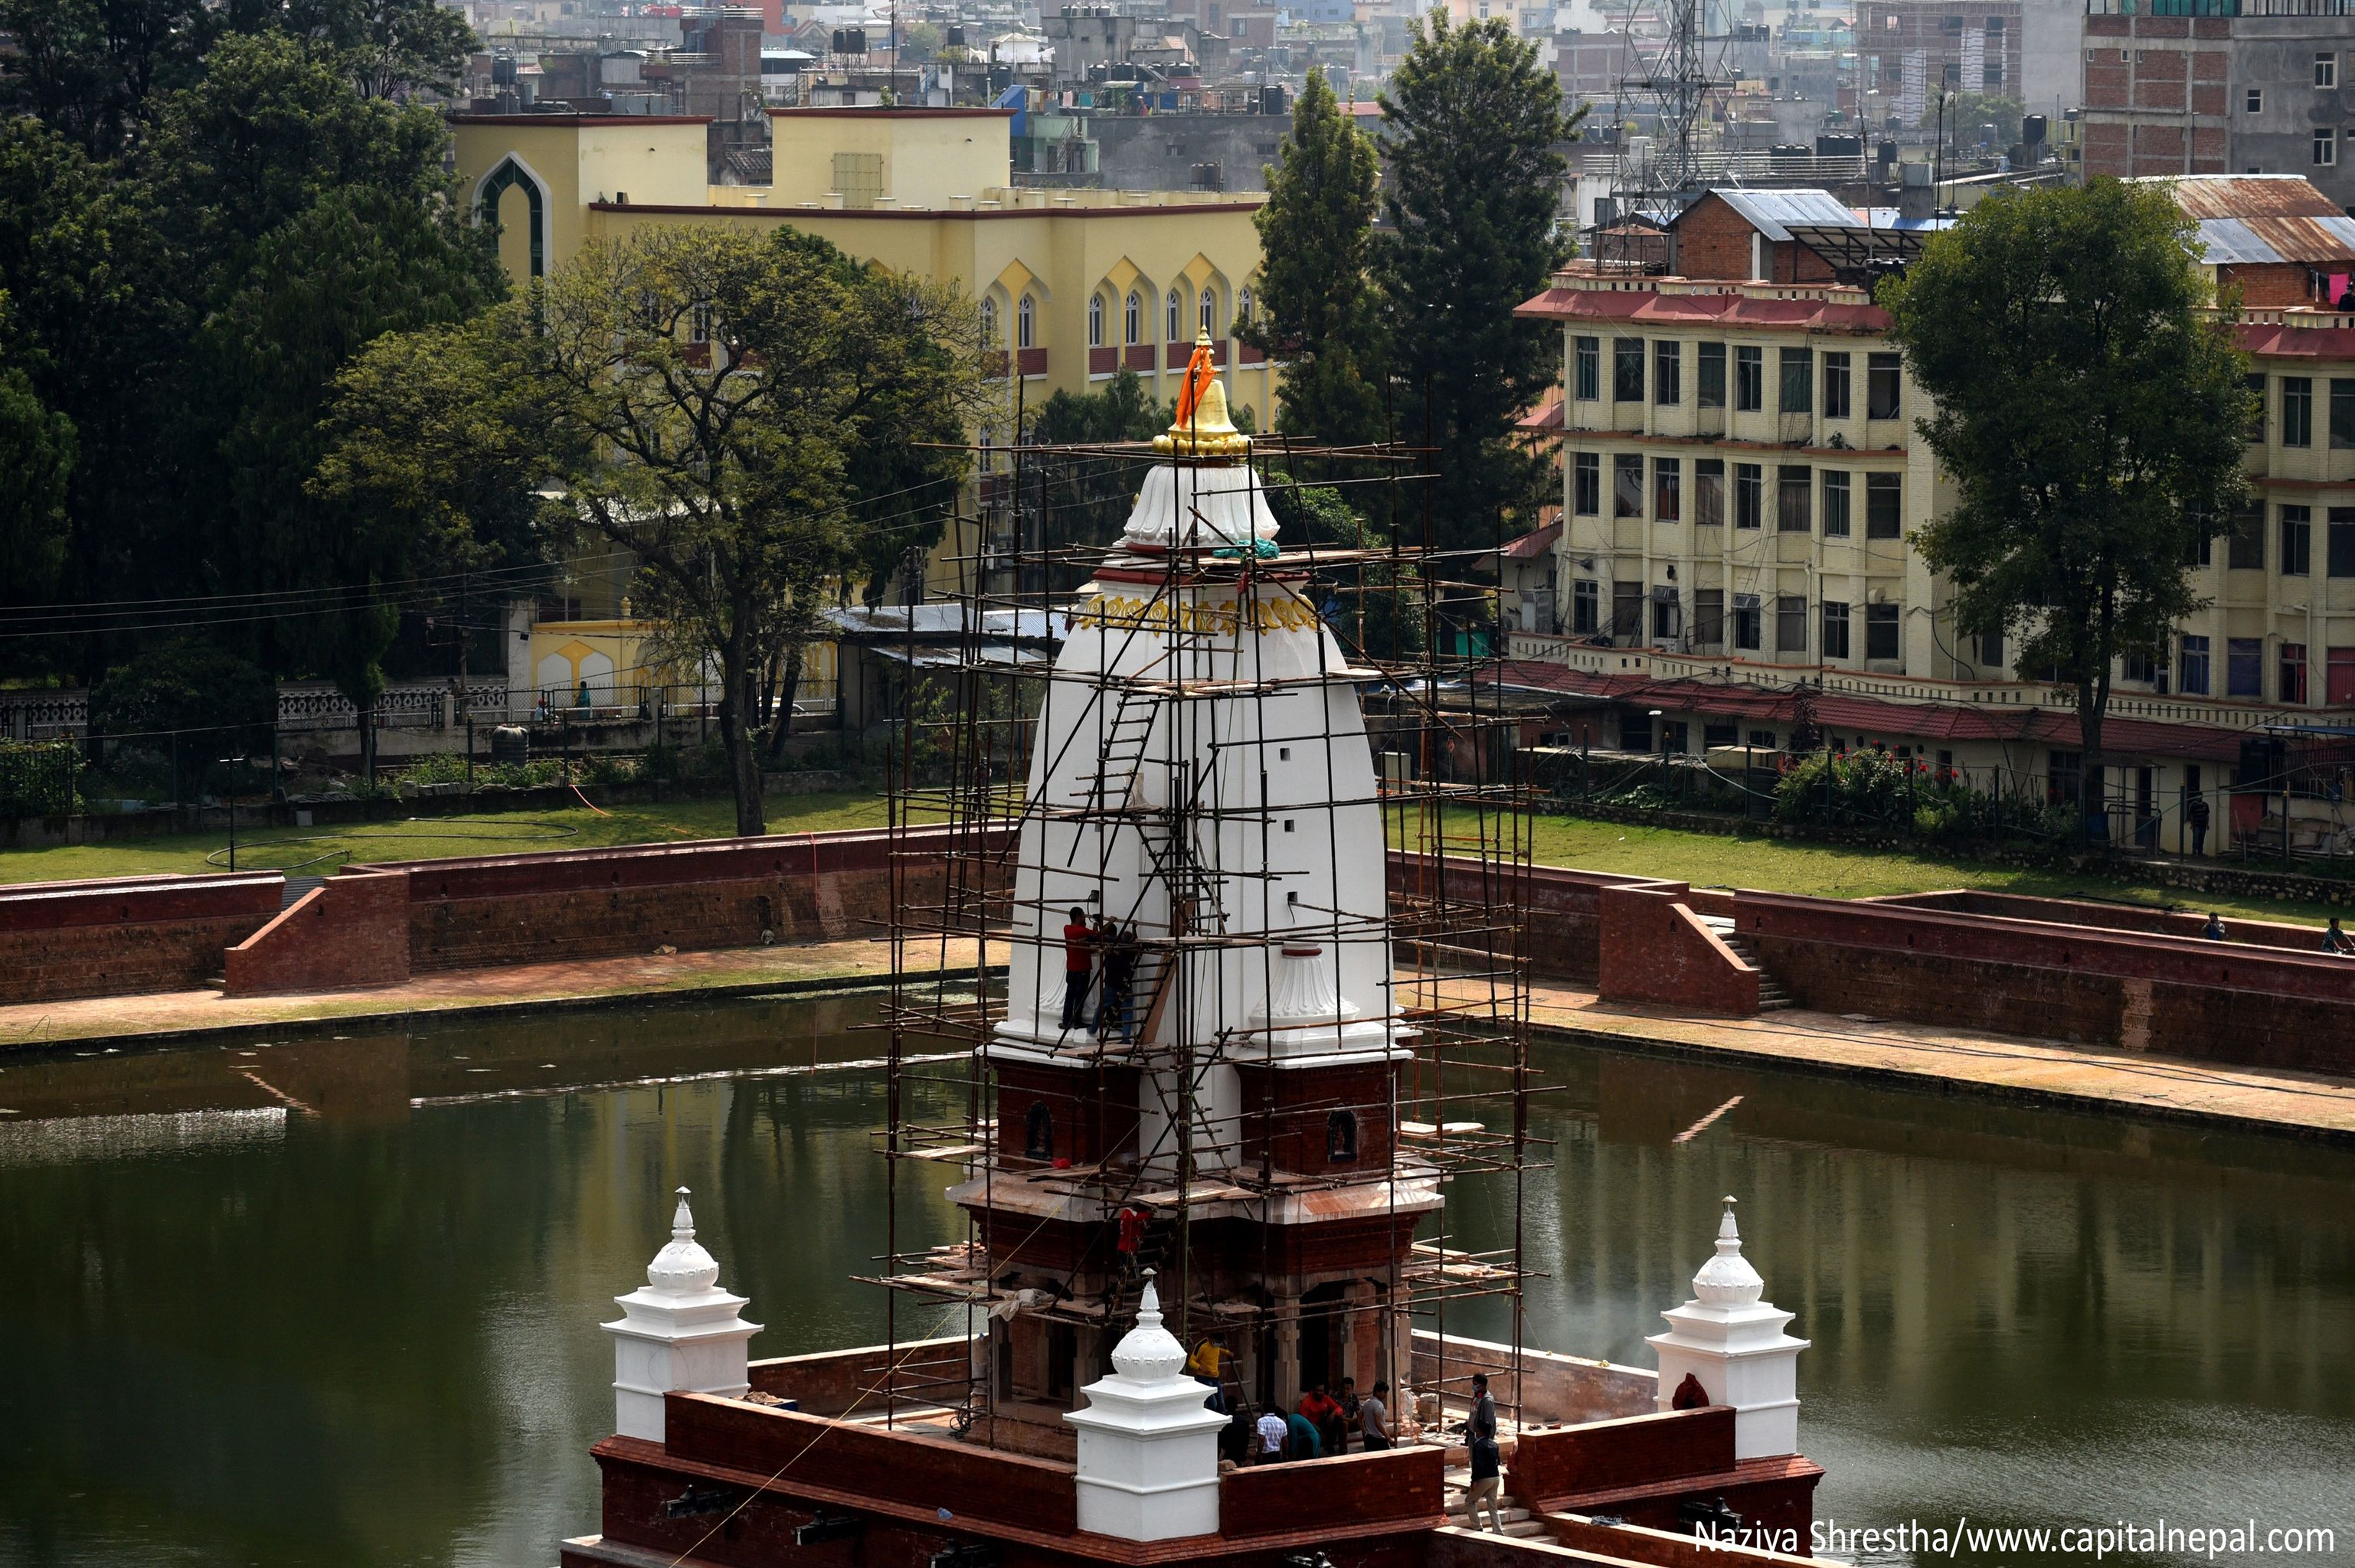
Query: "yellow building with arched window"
453 107 1281 720
450 107 1279 429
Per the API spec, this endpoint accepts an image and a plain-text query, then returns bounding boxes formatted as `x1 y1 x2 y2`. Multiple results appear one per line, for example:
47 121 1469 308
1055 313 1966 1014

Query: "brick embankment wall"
1869 889 2332 953
1388 853 1663 983
222 871 411 996
1596 882 1759 1015
1737 890 2355 1073
0 874 283 1003
358 826 975 974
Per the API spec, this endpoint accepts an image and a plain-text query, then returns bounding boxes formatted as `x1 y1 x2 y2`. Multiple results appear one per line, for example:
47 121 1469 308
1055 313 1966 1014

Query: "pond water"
2 993 2349 1566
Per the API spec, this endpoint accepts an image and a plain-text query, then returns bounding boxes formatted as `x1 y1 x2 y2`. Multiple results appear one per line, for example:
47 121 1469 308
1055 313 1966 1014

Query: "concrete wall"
0 873 282 1004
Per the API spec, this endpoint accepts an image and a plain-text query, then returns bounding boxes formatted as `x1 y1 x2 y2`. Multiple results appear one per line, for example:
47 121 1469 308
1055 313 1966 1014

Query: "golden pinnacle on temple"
1153 328 1251 461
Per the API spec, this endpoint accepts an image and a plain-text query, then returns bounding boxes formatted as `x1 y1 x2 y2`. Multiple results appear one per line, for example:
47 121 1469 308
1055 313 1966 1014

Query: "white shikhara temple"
562 351 1826 1568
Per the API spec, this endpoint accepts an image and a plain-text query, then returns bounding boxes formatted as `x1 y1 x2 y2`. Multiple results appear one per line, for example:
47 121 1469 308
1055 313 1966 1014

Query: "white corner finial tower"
1647 1196 1808 1461
1065 1270 1228 1540
603 1187 762 1443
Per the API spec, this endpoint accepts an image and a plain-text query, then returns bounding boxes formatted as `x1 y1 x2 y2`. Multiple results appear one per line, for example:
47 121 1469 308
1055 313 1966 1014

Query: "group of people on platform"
1060 906 1143 1040
1237 1377 1393 1463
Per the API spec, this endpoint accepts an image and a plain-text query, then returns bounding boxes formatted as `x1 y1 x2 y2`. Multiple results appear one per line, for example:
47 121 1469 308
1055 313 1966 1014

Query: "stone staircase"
1441 1469 1550 1539
1698 914 1793 1011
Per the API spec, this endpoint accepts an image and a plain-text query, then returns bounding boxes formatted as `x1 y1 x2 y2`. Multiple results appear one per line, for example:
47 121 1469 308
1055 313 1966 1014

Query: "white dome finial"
1692 1194 1764 1305
1110 1267 1189 1381
646 1185 721 1295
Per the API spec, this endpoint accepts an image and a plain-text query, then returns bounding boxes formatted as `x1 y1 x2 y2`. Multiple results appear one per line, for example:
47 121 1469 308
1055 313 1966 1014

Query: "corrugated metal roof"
2190 214 2355 266
1692 188 1863 241
2154 173 2342 221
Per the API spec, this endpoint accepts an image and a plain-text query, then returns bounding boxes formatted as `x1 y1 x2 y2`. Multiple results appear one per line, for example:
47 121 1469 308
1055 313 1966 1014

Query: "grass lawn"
1523 812 2346 929
5 788 2338 933
0 789 891 885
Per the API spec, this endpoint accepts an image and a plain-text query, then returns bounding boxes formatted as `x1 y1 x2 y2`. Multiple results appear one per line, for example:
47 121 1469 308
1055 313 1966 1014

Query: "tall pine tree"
1378 13 1576 554
1241 67 1385 446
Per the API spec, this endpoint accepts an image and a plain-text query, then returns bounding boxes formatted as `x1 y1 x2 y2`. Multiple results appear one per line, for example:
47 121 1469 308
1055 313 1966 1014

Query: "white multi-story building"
1507 178 2355 854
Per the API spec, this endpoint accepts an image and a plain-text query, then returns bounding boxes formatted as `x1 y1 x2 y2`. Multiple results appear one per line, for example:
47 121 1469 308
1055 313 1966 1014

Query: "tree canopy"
1882 178 2253 820
1379 12 1578 560
322 225 988 833
0 7 502 714
1243 67 1386 447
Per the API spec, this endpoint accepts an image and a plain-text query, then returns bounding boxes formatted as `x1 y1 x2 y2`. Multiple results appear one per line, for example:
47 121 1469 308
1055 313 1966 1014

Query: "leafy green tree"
1378 12 1578 556
0 0 213 155
1882 179 2252 823
204 185 504 779
90 639 277 799
325 226 988 834
1265 476 1424 662
1921 92 2024 152
0 296 75 598
1241 67 1385 446
899 21 943 61
145 31 455 289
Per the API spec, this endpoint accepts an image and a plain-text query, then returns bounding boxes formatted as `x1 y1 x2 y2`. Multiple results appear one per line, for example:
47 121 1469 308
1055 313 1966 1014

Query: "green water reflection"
0 997 2350 1566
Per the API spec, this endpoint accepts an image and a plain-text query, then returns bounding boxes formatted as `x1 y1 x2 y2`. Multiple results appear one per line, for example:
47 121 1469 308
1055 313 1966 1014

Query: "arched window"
1017 294 1035 350
1238 286 1253 325
1124 290 1141 345
981 296 999 346
1326 1109 1358 1163
1088 294 1104 348
1025 1099 1055 1161
1166 289 1182 342
1199 287 1216 337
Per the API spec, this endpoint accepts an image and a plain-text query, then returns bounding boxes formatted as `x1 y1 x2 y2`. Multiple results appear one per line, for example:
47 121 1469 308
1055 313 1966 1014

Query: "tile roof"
1482 660 2249 761
1513 287 1892 335
1500 521 1561 560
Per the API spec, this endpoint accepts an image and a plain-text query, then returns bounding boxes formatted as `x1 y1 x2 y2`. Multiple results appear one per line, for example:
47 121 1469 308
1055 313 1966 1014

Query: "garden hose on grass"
201 820 582 873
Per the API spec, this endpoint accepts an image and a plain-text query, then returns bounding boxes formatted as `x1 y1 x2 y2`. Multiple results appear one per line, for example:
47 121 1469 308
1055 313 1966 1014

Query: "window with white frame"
1125 291 1141 345
1199 287 1215 336
1017 295 1035 350
2247 87 2264 112
1166 289 1181 341
1238 286 1253 325
1088 295 1104 348
2317 127 2338 167
980 296 997 343
2319 51 2338 87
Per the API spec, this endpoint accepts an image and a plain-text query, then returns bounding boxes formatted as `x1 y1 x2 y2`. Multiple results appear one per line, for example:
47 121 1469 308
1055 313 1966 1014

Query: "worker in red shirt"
1060 906 1096 1032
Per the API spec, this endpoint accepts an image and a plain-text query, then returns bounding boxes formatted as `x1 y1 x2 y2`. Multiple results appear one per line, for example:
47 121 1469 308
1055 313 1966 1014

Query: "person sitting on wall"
1254 1404 1290 1464
1299 1382 1344 1455
1060 906 1096 1032
2203 912 2228 942
2324 917 2354 956
1337 1377 1362 1445
1284 1401 1323 1462
1671 1371 1711 1410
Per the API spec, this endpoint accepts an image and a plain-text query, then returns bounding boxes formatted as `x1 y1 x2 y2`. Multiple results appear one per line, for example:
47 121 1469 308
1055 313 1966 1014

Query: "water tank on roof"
2023 113 2048 145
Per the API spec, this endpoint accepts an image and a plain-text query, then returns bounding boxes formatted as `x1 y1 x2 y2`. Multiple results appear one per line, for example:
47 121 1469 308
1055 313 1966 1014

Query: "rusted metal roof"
2156 173 2342 220
2190 214 2355 266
